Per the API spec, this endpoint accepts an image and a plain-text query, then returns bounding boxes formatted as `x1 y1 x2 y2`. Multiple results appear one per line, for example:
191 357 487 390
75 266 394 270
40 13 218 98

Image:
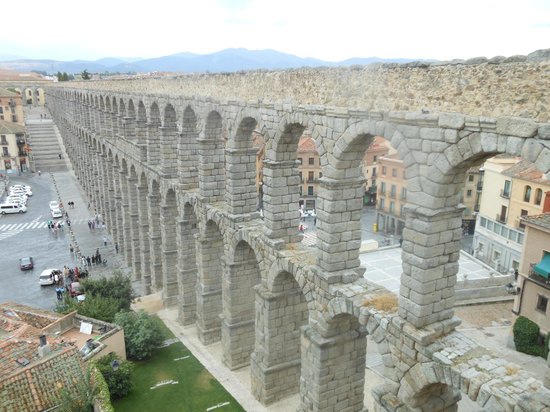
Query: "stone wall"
60 50 550 122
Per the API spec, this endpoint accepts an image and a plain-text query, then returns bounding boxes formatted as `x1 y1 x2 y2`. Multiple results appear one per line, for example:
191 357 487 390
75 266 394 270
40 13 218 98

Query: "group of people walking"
80 248 105 267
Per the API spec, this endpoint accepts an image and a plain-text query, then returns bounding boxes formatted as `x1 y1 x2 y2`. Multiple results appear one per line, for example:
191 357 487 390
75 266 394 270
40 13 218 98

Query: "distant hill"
0 48 428 75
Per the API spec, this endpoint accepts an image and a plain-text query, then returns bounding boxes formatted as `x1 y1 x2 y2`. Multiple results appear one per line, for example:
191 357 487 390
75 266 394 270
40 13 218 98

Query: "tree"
114 310 164 360
83 271 135 311
95 353 133 400
81 69 91 80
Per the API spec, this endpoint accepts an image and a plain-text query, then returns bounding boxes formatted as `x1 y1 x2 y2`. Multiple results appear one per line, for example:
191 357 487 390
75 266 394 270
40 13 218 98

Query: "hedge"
513 316 545 358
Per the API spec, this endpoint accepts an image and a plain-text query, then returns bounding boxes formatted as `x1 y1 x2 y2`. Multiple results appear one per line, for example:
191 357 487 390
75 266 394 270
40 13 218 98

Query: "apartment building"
0 88 24 125
0 120 29 174
297 134 321 210
473 156 550 273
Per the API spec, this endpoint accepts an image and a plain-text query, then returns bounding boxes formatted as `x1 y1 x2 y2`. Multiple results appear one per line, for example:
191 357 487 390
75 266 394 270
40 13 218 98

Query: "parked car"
69 282 84 297
6 196 27 205
8 190 28 200
51 208 63 218
39 268 60 286
49 200 59 210
19 256 34 270
10 185 32 196
0 203 27 214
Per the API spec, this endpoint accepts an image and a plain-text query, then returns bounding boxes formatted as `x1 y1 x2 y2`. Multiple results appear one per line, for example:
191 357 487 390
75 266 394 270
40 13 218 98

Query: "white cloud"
2 0 549 61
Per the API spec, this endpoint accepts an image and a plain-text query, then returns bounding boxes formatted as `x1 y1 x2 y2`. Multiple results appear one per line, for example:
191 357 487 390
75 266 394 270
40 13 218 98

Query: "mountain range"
0 48 426 75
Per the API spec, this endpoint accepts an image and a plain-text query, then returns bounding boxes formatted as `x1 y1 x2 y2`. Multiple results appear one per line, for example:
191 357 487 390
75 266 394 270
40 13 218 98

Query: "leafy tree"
95 353 133 400
55 293 121 322
83 271 135 311
81 69 91 80
114 310 164 360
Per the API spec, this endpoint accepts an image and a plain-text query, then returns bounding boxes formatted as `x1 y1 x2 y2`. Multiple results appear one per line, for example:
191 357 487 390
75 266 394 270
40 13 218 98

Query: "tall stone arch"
147 102 161 166
160 187 179 307
198 110 226 202
177 200 199 325
196 219 225 344
179 105 199 189
160 104 178 177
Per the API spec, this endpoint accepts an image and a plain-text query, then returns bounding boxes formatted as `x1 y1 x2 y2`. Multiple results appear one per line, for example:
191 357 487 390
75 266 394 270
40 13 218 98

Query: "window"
519 209 528 229
536 295 548 313
493 250 501 262
308 171 314 182
400 204 405 217
502 180 511 198
2 147 8 156
297 157 303 164
480 217 487 227
379 198 385 210
307 186 314 196
401 187 407 200
390 184 396 198
380 182 386 194
466 189 472 197
468 174 474 182
535 188 543 205
372 167 377 177
308 158 314 165
382 166 387 175
389 201 395 213
373 155 378 162
299 171 303 182
524 185 532 202
392 168 397 177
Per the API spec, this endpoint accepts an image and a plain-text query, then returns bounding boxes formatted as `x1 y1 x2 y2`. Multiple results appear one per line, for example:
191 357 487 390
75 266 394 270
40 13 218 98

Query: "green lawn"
113 318 244 412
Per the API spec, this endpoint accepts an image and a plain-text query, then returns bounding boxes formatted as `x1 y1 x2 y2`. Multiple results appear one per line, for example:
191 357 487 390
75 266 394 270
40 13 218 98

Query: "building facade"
298 134 321 210
0 87 24 125
513 213 550 337
474 156 550 273
0 120 29 175
375 153 407 236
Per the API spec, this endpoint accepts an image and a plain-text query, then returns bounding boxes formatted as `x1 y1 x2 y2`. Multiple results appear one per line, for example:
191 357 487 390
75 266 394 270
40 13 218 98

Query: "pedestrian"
91 255 96 265
58 153 62 159
103 236 107 246
38 170 41 176
86 256 91 266
88 220 92 230
56 287 62 300
66 219 71 227
69 244 74 254
115 243 119 253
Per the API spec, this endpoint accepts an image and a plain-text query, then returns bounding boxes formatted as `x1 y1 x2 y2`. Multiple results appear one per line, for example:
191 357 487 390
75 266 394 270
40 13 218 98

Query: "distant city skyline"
3 0 549 62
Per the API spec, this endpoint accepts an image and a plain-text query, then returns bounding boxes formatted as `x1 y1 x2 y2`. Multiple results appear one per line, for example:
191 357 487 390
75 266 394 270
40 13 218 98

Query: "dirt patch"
362 294 398 312
455 302 516 328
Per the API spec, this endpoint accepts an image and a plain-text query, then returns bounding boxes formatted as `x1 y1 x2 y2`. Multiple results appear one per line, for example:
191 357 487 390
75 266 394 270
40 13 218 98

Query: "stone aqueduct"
45 58 550 411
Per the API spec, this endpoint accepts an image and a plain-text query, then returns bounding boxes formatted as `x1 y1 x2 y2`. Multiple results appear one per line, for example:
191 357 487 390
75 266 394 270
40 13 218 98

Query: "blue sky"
2 0 549 62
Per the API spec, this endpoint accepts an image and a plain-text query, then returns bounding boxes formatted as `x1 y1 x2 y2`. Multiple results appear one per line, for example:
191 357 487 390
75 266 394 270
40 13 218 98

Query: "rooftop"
0 120 25 135
503 159 548 184
521 212 550 232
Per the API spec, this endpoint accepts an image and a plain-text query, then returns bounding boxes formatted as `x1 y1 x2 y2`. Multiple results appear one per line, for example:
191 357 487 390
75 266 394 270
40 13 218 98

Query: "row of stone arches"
47 87 550 411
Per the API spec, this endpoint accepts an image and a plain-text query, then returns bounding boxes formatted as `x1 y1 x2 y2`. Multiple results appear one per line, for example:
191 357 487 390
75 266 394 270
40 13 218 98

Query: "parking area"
0 170 128 310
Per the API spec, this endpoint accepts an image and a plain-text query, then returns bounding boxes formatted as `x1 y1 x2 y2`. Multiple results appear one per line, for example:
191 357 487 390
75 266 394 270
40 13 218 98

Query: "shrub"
114 310 164 360
513 316 545 357
55 293 121 323
95 353 133 400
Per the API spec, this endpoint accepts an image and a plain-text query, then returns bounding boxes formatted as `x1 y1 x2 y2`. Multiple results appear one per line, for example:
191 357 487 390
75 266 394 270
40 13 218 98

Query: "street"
0 171 125 310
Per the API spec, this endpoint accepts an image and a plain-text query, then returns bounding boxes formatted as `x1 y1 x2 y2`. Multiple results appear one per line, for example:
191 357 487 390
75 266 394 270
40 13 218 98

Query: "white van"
0 203 27 214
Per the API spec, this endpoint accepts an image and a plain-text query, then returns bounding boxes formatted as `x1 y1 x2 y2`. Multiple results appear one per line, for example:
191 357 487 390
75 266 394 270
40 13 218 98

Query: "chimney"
38 334 51 358
543 191 550 213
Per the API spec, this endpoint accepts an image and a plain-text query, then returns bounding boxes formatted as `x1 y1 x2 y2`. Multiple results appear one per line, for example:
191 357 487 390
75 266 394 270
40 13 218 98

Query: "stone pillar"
316 176 365 278
118 169 131 265
99 109 107 137
221 260 259 370
251 283 307 404
299 324 367 412
177 217 198 325
112 168 124 257
225 147 259 216
399 205 463 328
262 159 301 244
195 235 223 345
146 122 160 166
198 137 225 203
178 131 199 190
159 126 178 177
126 175 141 281
160 199 179 307
137 183 151 294
147 192 163 292
122 116 136 140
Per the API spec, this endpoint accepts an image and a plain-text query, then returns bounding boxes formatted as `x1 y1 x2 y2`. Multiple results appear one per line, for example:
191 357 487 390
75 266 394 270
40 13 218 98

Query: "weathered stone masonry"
47 55 550 412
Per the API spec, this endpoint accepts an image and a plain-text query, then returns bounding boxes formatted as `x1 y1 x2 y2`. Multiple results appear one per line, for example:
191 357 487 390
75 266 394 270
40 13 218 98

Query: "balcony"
500 189 510 199
389 191 396 199
379 190 386 197
2 151 11 158
476 183 483 192
496 213 507 223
